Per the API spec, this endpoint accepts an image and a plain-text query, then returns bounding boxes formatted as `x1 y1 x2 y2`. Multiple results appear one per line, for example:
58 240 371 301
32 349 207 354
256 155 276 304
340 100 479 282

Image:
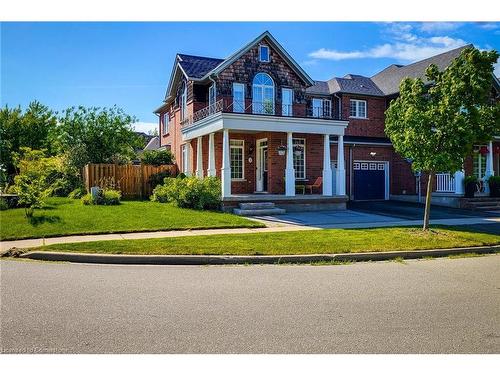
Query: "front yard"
0 197 263 240
31 226 500 255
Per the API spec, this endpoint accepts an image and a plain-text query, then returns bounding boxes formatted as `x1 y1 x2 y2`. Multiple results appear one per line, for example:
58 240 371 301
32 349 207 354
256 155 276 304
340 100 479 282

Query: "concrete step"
470 205 500 210
233 208 286 216
239 202 276 210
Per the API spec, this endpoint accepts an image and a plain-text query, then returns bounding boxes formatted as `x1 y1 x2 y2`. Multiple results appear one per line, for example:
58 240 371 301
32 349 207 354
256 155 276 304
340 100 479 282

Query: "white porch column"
221 129 231 197
336 135 346 196
285 132 295 196
195 136 203 178
207 132 216 177
485 141 494 193
185 141 192 176
454 169 465 195
322 134 333 196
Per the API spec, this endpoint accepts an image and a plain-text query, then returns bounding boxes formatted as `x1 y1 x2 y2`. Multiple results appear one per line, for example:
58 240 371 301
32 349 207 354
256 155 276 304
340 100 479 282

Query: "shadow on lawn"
28 214 62 226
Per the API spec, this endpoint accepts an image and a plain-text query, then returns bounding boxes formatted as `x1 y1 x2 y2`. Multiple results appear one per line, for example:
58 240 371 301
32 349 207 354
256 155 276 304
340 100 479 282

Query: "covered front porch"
182 111 349 209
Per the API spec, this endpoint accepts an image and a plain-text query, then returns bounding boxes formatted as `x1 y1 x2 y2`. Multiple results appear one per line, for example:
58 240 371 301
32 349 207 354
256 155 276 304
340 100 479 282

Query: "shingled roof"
306 75 384 97
177 54 224 79
371 44 472 95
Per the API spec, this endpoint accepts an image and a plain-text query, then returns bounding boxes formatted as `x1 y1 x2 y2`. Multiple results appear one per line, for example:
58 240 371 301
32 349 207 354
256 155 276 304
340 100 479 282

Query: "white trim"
256 138 268 192
285 132 295 196
207 132 216 177
229 139 245 180
292 137 306 180
259 44 270 62
281 87 293 117
349 99 367 119
232 82 245 113
181 112 347 141
252 73 275 115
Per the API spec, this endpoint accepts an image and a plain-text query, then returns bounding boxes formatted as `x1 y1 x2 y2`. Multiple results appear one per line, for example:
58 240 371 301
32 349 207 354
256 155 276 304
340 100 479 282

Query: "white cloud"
133 121 157 134
309 24 468 63
477 22 499 30
419 22 461 33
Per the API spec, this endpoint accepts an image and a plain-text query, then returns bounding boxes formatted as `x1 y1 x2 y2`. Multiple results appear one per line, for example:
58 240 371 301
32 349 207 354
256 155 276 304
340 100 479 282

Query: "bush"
151 176 221 210
464 175 478 198
148 170 172 189
487 175 500 197
68 187 86 199
0 198 9 211
141 149 174 166
82 188 121 205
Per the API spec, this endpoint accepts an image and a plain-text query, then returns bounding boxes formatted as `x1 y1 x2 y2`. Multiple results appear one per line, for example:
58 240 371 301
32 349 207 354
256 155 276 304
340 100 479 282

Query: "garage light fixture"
369 152 377 157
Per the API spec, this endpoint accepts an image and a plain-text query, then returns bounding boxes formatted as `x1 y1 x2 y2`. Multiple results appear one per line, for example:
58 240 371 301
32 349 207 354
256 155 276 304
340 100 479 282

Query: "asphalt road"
1 256 499 354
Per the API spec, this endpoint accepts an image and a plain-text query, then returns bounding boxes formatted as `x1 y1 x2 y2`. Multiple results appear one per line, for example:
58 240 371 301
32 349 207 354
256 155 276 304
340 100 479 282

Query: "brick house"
154 31 500 210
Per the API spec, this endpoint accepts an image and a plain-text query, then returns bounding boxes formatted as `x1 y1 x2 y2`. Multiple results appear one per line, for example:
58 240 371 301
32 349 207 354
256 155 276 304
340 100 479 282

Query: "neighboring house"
154 31 500 210
143 136 161 151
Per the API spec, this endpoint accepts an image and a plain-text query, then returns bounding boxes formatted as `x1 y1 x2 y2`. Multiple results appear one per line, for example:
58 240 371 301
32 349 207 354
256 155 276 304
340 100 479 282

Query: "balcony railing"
181 99 345 127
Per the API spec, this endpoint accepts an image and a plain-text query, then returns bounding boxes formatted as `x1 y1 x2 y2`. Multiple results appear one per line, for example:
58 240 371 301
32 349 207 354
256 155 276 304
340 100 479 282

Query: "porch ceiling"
181 112 348 141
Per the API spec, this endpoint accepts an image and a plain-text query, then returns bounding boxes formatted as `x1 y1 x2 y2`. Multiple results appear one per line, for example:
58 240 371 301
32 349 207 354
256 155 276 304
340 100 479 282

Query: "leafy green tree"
385 47 500 230
0 101 58 182
141 149 174 166
13 148 59 218
57 106 142 167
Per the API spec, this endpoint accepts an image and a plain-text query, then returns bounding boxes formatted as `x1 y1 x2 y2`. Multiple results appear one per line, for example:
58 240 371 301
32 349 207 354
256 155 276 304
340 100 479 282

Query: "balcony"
180 99 344 127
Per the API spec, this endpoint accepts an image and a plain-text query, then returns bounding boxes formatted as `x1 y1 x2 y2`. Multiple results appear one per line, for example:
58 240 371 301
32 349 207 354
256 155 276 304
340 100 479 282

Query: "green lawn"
0 197 263 240
32 226 500 255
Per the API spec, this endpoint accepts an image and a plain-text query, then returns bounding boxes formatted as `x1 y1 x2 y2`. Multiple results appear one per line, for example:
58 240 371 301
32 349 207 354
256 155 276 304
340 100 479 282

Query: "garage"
353 161 388 200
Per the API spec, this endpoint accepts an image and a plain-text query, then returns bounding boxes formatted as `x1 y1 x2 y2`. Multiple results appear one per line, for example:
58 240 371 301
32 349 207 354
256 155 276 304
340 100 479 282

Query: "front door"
256 139 268 192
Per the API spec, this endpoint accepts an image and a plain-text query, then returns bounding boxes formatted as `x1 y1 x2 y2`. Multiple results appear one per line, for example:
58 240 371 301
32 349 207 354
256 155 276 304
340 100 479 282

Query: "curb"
16 245 500 265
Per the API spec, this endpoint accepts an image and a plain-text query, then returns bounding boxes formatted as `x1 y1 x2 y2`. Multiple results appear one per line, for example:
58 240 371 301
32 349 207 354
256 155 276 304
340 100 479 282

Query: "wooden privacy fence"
83 164 177 198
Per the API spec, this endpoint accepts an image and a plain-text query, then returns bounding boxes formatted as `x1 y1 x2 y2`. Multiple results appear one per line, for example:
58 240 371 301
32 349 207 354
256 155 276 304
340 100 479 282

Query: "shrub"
148 170 172 189
141 149 174 166
0 198 8 211
151 176 221 210
487 175 500 197
68 187 86 199
464 175 478 185
82 188 121 205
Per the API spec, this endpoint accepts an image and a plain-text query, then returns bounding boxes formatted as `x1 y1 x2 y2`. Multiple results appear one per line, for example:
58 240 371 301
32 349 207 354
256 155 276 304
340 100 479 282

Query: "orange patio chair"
305 177 322 194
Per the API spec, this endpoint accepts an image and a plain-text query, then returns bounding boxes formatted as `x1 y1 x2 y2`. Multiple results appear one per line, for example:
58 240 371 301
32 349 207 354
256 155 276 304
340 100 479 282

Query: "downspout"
333 93 342 119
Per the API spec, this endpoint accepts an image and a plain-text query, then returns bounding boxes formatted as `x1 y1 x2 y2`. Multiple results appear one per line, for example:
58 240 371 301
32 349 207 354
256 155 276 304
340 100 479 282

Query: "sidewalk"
2 215 500 251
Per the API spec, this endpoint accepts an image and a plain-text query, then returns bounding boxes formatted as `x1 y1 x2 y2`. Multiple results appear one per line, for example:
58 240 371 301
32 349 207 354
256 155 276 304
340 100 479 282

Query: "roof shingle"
177 54 224 79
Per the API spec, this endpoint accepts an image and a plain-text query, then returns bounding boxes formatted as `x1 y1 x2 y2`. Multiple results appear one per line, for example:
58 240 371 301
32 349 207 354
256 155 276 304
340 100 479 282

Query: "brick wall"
341 95 387 138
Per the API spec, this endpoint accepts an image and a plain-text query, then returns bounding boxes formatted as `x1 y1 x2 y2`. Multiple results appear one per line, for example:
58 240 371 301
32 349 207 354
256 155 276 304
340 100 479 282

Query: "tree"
385 47 500 230
13 148 59 218
56 106 143 167
0 101 58 182
141 149 174 166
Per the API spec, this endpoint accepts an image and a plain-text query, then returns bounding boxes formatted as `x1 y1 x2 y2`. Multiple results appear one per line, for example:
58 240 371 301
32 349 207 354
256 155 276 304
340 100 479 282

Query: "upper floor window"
180 82 188 121
162 113 169 134
350 99 367 118
252 73 274 115
282 88 293 117
259 45 270 62
312 98 331 118
233 83 245 113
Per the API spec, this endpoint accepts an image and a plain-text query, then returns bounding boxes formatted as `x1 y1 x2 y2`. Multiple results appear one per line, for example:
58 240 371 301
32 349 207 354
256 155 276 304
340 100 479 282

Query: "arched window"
252 73 274 114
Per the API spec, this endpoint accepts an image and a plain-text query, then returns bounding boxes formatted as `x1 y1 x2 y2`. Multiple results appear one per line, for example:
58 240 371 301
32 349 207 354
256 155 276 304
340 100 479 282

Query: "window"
312 98 331 118
473 149 487 180
282 88 293 116
208 84 216 114
350 99 367 118
230 140 244 180
180 82 187 121
252 73 274 115
181 144 188 173
233 83 245 113
162 113 169 134
293 138 306 180
259 45 270 62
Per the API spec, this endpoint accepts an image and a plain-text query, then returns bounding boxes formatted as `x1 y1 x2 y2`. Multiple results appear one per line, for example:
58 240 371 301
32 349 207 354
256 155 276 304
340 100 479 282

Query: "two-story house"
154 31 500 211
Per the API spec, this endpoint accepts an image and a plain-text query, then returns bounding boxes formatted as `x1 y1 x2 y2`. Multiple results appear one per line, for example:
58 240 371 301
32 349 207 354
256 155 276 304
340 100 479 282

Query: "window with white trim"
293 138 306 179
208 84 216 114
350 99 367 118
230 140 244 180
312 98 331 118
259 45 270 62
282 88 293 116
180 82 187 121
162 113 169 134
181 144 188 173
233 83 245 113
252 73 274 114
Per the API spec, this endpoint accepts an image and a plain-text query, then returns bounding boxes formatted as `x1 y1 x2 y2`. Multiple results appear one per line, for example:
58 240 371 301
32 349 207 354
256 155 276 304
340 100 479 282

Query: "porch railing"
436 173 455 193
181 99 344 127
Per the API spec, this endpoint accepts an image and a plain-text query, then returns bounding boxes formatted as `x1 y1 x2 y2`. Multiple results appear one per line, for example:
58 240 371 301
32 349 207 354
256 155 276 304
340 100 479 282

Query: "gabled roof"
144 136 160 151
205 31 315 86
306 75 384 97
371 44 473 95
177 54 224 79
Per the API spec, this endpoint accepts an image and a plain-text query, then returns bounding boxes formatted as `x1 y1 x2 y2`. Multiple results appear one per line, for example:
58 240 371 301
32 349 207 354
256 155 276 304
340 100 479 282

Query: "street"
1 256 499 353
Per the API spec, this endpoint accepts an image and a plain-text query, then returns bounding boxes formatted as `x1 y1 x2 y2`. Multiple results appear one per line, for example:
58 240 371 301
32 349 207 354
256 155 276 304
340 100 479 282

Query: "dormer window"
259 45 270 62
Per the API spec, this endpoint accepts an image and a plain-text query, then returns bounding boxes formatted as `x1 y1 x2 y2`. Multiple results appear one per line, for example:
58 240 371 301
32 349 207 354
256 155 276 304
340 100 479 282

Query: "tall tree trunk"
423 170 435 231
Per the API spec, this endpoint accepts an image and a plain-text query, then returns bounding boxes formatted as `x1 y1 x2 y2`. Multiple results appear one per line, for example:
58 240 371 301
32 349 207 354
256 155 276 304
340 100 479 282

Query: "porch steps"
461 197 500 211
233 202 286 216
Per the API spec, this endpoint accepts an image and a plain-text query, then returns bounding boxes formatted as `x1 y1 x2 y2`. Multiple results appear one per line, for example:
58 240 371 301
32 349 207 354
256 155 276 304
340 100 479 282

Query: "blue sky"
2 22 499 132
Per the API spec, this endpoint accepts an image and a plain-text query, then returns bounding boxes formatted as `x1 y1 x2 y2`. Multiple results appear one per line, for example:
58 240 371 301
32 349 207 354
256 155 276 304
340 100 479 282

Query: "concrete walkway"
2 211 500 251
